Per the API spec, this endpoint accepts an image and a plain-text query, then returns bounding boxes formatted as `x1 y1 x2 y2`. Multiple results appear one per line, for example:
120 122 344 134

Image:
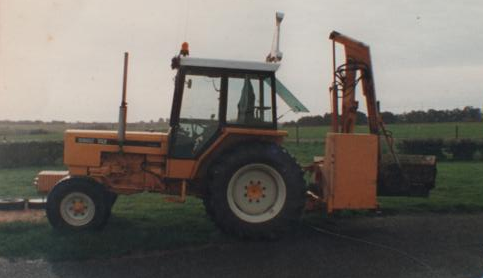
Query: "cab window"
226 75 273 127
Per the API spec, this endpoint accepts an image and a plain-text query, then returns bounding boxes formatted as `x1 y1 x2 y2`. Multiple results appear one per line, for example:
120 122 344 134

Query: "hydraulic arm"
329 31 379 134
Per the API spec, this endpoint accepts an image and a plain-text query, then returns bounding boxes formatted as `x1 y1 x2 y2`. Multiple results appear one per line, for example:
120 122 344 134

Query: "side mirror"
186 79 192 89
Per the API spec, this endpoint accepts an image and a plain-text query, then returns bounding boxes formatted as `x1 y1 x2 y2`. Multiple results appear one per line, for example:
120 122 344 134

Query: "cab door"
169 69 224 160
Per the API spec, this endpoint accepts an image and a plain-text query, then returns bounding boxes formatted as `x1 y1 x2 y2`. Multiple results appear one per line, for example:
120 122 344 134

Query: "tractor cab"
168 55 307 160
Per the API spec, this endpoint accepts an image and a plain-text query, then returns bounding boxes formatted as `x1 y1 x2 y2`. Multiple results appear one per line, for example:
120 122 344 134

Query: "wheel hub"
227 163 287 223
71 200 87 215
245 181 265 202
60 192 95 226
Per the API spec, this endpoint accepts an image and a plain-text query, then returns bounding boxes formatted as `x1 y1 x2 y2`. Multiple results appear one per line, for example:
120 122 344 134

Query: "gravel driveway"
0 213 482 278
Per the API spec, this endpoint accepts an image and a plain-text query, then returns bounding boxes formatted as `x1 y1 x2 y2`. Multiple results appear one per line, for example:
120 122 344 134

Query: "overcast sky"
1 0 483 122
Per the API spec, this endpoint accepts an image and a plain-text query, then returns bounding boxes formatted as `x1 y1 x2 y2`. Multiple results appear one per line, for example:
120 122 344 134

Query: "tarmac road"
0 213 482 278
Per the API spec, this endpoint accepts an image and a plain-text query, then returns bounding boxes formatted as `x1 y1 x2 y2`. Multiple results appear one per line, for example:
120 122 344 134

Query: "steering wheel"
191 122 211 154
190 122 206 138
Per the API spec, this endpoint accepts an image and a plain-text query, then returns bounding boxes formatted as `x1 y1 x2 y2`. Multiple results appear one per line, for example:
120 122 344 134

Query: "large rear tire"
206 142 306 239
46 178 107 231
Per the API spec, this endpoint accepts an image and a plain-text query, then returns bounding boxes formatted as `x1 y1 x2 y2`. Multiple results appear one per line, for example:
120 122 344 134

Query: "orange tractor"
34 14 436 238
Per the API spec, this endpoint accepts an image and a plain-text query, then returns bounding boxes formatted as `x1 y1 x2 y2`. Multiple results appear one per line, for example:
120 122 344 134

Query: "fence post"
455 124 459 139
295 123 300 145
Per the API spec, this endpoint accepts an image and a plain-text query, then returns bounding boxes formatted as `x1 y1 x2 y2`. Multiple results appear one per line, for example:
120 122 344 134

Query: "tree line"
283 106 482 126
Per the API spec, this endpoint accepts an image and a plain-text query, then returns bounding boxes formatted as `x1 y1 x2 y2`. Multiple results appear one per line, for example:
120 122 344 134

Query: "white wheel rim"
60 192 95 227
227 163 286 223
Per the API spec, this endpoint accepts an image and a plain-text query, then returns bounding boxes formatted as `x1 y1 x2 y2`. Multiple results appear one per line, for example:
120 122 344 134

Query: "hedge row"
397 138 483 160
0 138 481 168
0 141 63 168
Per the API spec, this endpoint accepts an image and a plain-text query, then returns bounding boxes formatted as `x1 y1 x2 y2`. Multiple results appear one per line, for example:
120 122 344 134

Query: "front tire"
206 142 306 239
46 178 107 231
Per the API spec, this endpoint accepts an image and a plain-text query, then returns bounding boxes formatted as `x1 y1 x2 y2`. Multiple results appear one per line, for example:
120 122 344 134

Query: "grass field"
0 121 168 142
0 160 482 260
1 133 63 142
1 121 482 142
283 122 483 141
0 167 65 198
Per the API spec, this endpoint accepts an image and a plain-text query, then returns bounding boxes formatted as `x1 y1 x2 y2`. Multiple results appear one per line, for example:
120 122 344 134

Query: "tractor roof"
176 56 309 113
179 57 280 72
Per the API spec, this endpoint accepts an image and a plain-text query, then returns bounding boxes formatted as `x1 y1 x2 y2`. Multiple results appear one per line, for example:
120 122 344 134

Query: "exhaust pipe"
266 12 284 62
118 52 129 149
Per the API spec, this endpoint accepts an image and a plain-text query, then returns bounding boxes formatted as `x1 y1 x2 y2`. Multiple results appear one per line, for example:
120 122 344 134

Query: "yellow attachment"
316 133 379 213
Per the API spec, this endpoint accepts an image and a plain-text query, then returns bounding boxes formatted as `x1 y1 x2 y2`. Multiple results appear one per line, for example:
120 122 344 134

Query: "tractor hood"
63 129 168 167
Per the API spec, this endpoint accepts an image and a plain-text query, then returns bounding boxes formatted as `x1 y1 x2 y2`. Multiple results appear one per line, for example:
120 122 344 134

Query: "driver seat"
237 77 255 124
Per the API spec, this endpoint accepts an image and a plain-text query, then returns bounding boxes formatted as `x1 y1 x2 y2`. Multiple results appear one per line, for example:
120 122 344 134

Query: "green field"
1 133 63 142
283 122 483 141
1 121 482 143
0 121 168 142
0 167 65 198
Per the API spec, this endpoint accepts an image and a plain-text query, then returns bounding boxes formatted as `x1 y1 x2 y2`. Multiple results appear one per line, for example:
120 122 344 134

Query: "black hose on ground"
305 222 435 275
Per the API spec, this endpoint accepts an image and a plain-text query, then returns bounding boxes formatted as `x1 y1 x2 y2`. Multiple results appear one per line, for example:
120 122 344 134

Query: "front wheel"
46 178 107 231
206 143 306 239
